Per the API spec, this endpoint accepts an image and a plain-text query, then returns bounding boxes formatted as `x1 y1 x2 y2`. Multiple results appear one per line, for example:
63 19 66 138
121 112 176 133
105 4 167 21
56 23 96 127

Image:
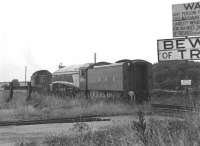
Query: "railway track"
151 104 200 113
0 104 198 127
0 115 110 126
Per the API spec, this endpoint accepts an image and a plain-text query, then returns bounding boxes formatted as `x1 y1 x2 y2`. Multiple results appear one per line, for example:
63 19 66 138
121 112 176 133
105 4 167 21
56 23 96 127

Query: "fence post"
7 82 13 102
26 82 32 101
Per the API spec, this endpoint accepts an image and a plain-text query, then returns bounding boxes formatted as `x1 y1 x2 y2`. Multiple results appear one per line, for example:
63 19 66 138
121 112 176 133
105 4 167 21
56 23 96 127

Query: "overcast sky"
0 0 194 81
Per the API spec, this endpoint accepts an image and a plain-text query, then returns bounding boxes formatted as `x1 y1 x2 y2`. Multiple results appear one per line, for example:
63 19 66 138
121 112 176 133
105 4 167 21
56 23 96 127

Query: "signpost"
157 37 200 61
172 1 200 37
181 79 193 107
181 80 192 86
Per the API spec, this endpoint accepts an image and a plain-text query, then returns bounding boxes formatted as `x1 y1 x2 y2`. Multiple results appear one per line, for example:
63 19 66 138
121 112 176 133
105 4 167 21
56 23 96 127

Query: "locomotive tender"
31 59 152 103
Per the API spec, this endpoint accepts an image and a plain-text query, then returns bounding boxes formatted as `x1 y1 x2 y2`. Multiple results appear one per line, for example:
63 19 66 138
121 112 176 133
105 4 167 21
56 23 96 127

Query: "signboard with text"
157 37 200 61
172 2 200 37
181 80 192 86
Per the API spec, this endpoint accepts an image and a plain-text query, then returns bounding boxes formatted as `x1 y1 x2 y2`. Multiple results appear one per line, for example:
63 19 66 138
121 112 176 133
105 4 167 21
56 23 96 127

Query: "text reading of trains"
184 3 200 10
163 38 200 49
160 50 200 60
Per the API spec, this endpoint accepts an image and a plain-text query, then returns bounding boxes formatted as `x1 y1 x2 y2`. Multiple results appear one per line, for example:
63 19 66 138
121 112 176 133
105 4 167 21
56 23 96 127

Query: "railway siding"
152 104 200 113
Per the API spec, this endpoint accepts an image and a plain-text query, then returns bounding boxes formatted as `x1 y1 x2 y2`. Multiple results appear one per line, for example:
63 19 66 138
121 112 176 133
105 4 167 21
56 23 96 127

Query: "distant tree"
11 79 20 87
1 84 9 90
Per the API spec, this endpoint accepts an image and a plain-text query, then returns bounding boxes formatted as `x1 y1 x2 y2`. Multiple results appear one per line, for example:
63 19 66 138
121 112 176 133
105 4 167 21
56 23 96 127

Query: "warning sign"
157 37 200 61
172 2 200 37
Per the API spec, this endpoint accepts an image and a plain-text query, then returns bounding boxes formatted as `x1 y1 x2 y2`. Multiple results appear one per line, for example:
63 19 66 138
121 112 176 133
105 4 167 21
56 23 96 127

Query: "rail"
151 104 200 113
0 115 110 126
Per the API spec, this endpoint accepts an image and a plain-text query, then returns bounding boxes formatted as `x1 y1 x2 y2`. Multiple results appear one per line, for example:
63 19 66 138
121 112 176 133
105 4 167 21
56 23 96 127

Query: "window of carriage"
80 69 86 77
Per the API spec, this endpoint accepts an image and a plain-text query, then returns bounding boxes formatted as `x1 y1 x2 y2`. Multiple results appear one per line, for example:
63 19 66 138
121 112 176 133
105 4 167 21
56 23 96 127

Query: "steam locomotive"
31 59 152 103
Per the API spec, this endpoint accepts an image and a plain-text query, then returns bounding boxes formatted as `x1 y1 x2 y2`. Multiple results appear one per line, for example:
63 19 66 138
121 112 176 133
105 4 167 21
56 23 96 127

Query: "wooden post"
94 53 97 64
184 60 189 107
25 66 27 85
26 82 32 101
85 69 89 99
7 82 13 102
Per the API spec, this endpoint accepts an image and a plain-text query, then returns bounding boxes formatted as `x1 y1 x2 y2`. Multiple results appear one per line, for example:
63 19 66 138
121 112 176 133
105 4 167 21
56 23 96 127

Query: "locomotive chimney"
59 63 65 69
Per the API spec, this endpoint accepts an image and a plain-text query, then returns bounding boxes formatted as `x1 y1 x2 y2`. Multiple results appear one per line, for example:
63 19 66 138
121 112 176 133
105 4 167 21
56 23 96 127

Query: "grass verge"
16 111 200 146
0 91 146 121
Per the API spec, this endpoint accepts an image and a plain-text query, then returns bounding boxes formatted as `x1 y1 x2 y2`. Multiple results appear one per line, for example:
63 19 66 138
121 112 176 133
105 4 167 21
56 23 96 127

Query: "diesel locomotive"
31 59 152 103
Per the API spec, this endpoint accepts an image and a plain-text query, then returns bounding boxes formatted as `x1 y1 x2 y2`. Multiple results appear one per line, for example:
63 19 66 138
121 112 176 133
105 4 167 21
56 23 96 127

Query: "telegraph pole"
94 53 97 64
25 66 27 85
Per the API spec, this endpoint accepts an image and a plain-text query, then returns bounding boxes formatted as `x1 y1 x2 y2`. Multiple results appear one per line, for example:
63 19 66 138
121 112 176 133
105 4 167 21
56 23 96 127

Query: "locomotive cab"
79 68 88 90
